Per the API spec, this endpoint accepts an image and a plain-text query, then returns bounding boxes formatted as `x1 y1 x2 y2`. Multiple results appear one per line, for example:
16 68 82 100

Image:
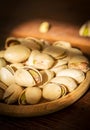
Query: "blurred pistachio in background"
79 20 90 37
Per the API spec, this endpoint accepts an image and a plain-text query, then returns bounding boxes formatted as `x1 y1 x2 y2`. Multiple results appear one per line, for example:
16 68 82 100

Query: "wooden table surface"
0 0 90 130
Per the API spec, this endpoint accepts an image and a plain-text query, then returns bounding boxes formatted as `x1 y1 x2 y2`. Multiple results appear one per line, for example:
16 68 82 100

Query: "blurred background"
0 0 90 48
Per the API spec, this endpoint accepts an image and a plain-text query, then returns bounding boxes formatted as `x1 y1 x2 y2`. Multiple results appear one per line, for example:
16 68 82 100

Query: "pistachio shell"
3 83 23 104
50 59 68 74
53 41 71 49
30 53 55 69
57 68 85 84
14 68 36 87
0 66 15 86
25 87 42 104
24 66 42 84
43 46 66 59
22 37 42 50
10 63 24 70
39 70 55 88
42 83 62 101
18 87 42 105
51 65 68 75
68 55 90 72
79 21 90 37
60 85 68 96
39 21 50 33
5 37 20 48
4 45 31 63
67 47 83 57
26 50 41 66
18 90 26 105
51 76 77 92
40 39 51 49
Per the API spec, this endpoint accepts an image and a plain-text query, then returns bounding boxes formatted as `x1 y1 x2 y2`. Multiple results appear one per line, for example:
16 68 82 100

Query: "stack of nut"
0 37 89 105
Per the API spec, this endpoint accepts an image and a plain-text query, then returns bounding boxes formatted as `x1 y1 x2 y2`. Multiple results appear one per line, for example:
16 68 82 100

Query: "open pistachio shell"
18 87 42 105
79 21 90 37
53 41 71 49
18 90 26 105
67 47 83 57
51 76 77 92
60 85 68 96
42 82 62 101
5 37 20 48
10 63 24 70
39 70 55 88
57 68 85 84
40 39 51 49
3 83 23 104
68 55 90 72
50 59 68 74
0 66 15 86
23 66 42 84
39 21 50 33
22 37 42 50
14 68 36 87
4 45 31 63
51 65 68 75
43 46 67 59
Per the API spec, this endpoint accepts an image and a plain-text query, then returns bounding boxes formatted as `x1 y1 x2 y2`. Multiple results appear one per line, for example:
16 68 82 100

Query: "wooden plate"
0 21 90 117
0 71 90 117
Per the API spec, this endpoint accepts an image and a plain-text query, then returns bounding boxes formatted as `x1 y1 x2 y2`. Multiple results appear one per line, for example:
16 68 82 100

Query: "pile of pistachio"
0 37 90 105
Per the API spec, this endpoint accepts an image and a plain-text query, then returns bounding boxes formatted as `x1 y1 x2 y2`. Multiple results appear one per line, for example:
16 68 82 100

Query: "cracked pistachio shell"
21 37 42 50
39 70 55 88
3 83 23 104
68 55 90 72
0 66 15 86
60 85 68 96
42 83 62 101
50 59 68 74
57 68 85 84
53 41 71 49
51 76 77 92
43 46 67 59
23 66 42 84
4 45 31 63
10 63 24 70
51 65 68 75
5 37 20 48
14 68 36 87
18 87 42 105
67 47 83 57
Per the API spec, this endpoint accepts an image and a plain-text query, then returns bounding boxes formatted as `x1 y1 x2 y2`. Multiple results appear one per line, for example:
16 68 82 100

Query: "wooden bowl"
0 20 90 117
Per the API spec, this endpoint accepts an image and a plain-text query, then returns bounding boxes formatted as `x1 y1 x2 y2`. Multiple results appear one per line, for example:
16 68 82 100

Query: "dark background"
0 0 90 130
